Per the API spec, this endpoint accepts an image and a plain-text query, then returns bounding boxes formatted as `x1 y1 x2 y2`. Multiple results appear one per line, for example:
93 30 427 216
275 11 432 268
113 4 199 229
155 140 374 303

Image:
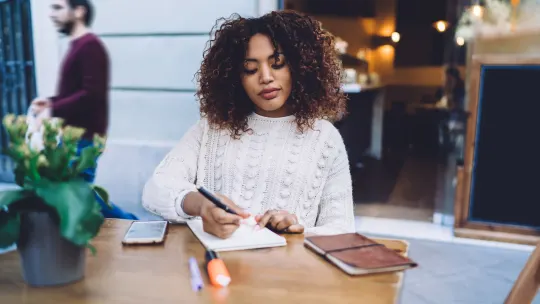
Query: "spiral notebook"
186 219 287 252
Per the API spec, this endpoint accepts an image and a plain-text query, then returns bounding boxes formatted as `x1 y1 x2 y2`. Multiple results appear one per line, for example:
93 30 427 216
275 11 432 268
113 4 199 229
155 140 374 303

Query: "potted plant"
0 114 109 287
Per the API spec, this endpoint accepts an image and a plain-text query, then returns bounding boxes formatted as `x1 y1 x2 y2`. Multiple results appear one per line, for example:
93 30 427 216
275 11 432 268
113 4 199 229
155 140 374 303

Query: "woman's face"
241 33 292 118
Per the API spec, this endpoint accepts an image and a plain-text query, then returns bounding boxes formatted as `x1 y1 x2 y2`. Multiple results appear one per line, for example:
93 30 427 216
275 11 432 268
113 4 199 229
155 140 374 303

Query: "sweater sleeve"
141 120 205 222
305 131 356 235
51 40 108 118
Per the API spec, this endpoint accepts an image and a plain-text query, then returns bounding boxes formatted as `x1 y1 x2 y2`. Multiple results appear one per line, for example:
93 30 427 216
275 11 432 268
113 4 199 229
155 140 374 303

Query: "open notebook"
186 219 287 252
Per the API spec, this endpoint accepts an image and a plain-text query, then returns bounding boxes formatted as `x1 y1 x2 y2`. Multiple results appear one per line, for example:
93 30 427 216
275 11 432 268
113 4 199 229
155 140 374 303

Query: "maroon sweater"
50 33 109 139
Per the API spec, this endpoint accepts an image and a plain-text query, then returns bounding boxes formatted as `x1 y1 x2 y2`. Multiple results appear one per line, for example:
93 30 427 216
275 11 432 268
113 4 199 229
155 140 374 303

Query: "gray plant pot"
17 211 86 287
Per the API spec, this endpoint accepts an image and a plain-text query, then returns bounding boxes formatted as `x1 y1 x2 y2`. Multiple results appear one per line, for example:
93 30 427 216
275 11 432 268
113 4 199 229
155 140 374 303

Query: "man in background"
32 0 137 220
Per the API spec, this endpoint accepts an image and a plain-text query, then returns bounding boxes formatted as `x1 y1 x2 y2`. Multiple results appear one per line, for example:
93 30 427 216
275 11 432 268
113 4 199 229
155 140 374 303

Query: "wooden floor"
353 151 443 222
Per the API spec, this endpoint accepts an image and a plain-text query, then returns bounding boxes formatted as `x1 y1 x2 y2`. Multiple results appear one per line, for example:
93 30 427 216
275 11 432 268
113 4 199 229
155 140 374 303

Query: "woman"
435 67 465 111
435 67 467 149
142 10 355 238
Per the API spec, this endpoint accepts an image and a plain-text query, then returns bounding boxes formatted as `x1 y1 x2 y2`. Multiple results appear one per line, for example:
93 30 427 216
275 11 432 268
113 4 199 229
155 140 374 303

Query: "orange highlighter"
205 250 231 287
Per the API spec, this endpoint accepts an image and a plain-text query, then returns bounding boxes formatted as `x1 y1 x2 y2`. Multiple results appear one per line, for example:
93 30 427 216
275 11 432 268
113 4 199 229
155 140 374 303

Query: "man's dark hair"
68 0 94 26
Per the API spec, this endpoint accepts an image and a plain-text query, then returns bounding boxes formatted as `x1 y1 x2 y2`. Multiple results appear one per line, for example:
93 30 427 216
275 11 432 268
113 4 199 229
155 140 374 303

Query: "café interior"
288 0 540 248
286 0 468 227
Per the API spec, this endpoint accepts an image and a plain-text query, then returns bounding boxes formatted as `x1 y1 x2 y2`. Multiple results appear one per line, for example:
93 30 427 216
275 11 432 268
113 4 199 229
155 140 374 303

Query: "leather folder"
304 233 418 275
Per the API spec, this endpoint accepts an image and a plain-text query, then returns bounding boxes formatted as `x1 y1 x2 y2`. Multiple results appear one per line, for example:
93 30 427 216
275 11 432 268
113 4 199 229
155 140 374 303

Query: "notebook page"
186 219 287 252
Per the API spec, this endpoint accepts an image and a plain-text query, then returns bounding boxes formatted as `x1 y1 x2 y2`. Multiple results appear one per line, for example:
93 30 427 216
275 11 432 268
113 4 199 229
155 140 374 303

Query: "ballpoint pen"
189 257 204 291
196 185 238 215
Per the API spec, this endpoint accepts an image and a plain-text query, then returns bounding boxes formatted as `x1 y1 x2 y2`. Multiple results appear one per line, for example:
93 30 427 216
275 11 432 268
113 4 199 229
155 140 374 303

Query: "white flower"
456 27 475 40
28 131 44 152
455 0 520 40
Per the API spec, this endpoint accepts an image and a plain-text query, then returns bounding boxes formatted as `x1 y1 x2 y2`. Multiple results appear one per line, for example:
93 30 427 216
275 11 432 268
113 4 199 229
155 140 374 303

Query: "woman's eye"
272 62 285 69
243 61 258 74
243 68 257 75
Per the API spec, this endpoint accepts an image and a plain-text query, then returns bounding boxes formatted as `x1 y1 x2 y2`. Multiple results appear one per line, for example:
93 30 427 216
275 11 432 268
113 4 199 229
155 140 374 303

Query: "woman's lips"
259 88 280 100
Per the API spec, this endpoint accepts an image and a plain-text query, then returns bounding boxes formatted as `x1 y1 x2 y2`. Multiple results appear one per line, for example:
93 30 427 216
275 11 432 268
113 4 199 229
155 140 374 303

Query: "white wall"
32 0 277 219
30 0 61 97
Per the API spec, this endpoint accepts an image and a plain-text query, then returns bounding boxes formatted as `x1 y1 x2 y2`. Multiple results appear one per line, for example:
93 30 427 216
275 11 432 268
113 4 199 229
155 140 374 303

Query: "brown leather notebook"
304 233 418 275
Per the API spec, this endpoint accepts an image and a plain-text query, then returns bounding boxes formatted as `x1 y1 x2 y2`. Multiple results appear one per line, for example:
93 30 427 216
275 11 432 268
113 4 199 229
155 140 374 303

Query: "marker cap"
207 257 231 287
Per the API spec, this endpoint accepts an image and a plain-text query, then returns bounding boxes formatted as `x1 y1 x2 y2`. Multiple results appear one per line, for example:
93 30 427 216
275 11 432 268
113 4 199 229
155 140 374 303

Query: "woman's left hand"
255 210 304 234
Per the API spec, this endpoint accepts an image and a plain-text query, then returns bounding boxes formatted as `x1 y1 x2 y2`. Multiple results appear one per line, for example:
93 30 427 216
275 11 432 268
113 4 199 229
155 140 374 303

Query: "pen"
205 250 231 287
189 257 204 291
196 185 238 215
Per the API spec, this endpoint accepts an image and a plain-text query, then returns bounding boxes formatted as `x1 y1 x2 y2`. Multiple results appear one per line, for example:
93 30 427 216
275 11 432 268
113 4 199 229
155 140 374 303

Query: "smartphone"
122 221 168 245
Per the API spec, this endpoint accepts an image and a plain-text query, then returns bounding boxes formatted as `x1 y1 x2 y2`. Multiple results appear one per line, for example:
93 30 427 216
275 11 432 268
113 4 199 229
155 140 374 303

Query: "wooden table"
0 219 409 304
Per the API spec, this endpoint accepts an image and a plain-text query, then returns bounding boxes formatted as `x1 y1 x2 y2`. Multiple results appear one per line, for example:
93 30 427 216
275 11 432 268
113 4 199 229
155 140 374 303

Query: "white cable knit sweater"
142 113 355 235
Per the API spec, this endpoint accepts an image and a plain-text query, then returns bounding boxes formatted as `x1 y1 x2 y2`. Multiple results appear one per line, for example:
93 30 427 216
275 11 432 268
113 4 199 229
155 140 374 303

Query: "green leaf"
14 163 26 187
74 147 97 176
42 147 69 181
92 185 111 208
27 154 41 182
0 189 34 209
86 243 97 256
0 212 20 249
35 179 104 247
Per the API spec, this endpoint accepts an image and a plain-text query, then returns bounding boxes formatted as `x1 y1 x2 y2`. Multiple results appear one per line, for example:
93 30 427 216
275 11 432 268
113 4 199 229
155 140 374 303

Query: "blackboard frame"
453 54 540 245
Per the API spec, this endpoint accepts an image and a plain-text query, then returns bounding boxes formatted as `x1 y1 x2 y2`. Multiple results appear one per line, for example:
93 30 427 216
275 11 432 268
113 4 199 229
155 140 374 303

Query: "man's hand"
30 98 51 115
255 210 304 234
199 194 250 239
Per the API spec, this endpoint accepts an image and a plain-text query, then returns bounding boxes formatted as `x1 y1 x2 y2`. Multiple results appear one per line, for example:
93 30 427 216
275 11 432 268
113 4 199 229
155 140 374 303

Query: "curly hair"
196 10 347 138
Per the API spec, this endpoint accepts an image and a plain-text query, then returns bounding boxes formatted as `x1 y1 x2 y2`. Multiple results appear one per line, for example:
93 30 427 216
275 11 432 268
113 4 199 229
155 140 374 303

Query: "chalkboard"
468 64 540 228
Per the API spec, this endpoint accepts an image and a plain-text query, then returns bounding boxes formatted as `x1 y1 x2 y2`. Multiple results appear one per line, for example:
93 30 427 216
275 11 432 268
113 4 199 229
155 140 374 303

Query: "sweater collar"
249 112 296 123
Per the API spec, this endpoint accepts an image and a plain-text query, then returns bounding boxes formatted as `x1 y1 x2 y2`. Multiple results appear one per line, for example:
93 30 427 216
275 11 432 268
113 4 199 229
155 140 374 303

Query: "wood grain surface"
0 219 409 304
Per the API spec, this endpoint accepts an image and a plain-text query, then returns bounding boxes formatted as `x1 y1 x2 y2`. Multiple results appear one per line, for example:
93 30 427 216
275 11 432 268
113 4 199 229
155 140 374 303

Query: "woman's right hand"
199 194 250 239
